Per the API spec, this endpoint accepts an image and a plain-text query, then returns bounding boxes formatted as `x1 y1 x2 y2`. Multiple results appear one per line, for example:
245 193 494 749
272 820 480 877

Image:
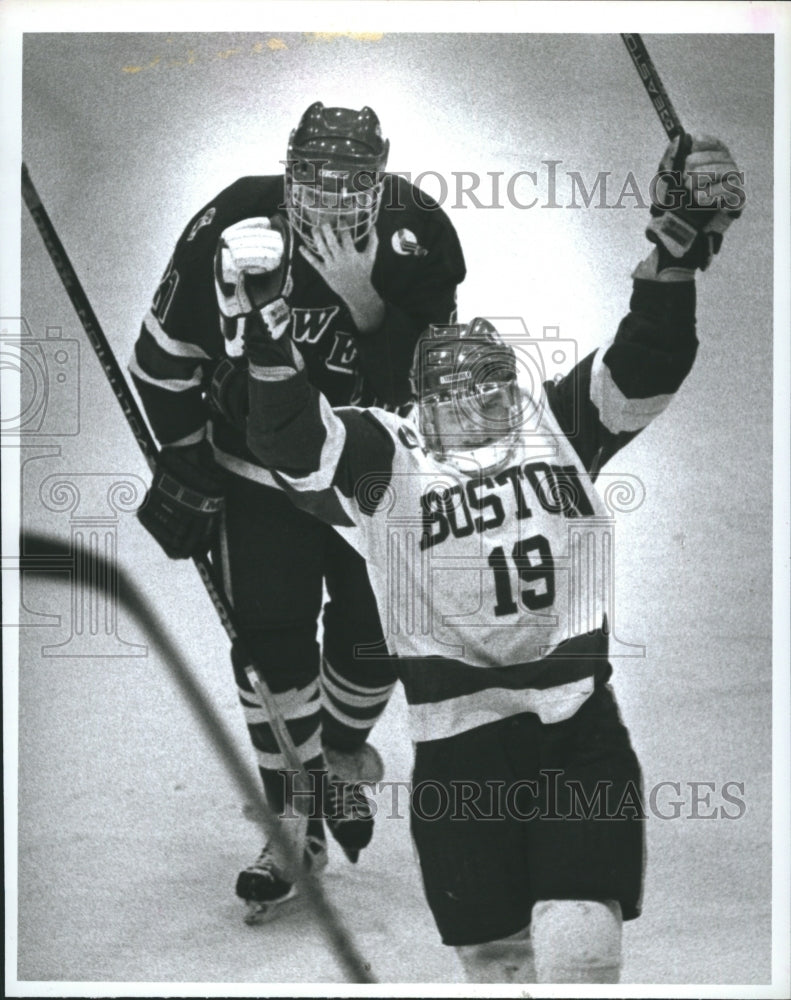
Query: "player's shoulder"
379 174 458 236
366 405 428 459
377 173 465 272
213 173 284 207
175 174 286 252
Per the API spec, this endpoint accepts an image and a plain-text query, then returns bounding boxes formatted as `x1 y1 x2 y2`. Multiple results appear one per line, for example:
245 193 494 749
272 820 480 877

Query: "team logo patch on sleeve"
398 424 421 449
391 228 428 257
186 207 216 241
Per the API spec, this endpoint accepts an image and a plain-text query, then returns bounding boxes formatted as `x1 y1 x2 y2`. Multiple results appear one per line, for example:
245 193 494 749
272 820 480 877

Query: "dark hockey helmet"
285 102 390 254
410 318 524 476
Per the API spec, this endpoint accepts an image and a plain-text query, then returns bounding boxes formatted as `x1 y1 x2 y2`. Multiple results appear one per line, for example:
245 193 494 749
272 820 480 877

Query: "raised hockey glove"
214 215 292 343
647 134 744 272
137 442 227 560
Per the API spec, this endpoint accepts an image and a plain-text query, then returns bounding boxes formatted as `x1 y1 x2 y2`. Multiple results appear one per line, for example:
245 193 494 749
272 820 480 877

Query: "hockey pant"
410 681 644 949
217 473 396 815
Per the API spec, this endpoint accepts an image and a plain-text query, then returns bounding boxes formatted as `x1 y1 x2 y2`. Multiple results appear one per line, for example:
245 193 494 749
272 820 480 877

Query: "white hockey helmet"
285 102 389 254
410 318 524 476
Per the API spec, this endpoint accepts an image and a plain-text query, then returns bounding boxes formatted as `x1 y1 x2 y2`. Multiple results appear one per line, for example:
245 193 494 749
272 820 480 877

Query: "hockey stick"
620 33 689 168
620 33 709 258
18 533 376 983
21 166 316 876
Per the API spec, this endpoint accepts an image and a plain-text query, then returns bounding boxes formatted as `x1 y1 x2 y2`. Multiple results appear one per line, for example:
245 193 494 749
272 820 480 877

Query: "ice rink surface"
4 8 789 996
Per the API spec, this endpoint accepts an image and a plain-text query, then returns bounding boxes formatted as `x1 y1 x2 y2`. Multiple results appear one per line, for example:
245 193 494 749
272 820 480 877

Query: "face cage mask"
285 176 385 255
419 380 524 476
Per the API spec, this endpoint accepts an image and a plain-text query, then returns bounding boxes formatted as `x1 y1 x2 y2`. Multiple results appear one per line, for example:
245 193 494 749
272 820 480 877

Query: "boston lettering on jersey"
420 460 597 551
242 277 699 736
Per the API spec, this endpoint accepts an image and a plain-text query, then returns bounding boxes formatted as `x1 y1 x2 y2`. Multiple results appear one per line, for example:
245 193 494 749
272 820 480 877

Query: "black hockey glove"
137 442 227 560
214 214 292 343
647 134 744 273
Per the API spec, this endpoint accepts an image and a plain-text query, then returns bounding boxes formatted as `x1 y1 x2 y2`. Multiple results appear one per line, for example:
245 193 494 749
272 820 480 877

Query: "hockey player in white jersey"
210 134 743 982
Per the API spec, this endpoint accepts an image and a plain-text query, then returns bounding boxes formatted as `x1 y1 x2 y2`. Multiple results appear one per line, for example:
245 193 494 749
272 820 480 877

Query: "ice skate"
324 743 384 864
236 830 328 925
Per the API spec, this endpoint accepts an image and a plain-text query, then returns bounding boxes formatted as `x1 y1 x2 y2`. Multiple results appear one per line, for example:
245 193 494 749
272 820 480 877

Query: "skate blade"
242 885 299 925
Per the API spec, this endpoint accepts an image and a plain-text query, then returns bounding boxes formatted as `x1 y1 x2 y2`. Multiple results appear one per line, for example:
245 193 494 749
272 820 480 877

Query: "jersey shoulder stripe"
143 310 211 359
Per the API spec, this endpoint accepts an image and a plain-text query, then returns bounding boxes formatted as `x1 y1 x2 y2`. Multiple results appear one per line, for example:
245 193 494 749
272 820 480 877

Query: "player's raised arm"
546 134 744 473
228 311 396 528
129 178 277 448
129 178 287 560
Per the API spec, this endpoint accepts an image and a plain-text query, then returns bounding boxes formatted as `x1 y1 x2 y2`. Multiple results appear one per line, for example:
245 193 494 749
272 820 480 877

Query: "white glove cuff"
260 298 291 340
632 249 695 283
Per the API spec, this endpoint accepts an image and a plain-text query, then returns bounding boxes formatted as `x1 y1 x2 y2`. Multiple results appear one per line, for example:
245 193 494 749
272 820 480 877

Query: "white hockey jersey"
244 278 698 741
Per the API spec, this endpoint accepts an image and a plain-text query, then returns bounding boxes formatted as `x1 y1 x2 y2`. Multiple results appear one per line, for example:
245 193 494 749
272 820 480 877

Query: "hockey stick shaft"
19 533 375 983
21 163 159 468
21 163 311 793
620 33 689 168
620 33 684 138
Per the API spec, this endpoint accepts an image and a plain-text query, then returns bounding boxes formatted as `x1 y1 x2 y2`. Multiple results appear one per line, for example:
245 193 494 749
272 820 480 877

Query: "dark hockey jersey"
129 173 466 479
244 279 698 741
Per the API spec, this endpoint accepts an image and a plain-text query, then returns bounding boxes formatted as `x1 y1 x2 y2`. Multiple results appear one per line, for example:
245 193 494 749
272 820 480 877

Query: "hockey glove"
647 134 744 273
137 442 227 560
214 215 292 343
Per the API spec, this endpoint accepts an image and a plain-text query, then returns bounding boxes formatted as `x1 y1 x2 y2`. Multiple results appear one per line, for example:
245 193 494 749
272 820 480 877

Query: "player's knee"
455 924 534 984
530 898 622 984
322 607 389 668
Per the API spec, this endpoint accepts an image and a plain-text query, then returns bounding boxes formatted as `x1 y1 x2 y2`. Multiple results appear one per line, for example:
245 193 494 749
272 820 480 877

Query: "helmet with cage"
285 102 390 254
410 318 524 476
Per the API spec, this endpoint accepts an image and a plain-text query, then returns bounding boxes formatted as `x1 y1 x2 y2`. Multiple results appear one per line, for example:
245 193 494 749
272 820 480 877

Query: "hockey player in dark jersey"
129 102 466 919
212 134 744 979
